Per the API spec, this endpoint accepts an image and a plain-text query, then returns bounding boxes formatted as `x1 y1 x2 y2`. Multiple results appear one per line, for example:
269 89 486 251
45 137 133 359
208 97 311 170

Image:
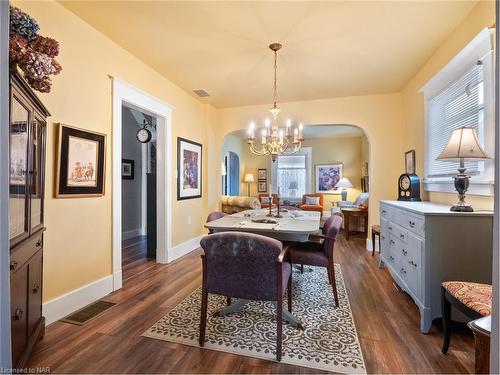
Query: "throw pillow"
260 196 271 204
305 196 320 205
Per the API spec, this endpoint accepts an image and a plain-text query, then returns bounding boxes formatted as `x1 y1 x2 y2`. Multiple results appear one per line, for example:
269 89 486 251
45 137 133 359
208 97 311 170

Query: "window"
272 147 312 199
421 28 494 195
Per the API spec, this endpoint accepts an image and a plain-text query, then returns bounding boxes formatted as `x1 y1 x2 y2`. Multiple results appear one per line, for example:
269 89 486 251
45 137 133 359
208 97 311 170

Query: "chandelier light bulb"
286 119 291 127
265 118 271 127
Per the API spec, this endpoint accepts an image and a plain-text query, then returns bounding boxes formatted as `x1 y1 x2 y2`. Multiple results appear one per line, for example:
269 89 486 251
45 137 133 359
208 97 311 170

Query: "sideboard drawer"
380 205 395 221
397 211 424 236
391 224 408 243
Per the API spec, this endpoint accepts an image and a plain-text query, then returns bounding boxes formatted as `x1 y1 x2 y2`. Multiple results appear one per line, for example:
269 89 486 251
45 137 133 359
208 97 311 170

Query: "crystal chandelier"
247 42 304 162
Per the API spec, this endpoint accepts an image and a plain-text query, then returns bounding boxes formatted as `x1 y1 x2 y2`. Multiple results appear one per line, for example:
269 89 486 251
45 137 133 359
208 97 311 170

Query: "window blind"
426 62 484 178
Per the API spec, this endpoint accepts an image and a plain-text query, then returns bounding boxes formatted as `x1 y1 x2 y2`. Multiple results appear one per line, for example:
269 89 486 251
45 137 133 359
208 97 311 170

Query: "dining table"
204 208 322 329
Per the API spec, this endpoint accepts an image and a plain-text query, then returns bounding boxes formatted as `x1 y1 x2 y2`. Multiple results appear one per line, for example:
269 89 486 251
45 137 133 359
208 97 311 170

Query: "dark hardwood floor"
28 233 475 373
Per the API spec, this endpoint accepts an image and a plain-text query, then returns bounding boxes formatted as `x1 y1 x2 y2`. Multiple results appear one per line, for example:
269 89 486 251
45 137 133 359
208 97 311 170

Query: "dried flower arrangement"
9 6 62 93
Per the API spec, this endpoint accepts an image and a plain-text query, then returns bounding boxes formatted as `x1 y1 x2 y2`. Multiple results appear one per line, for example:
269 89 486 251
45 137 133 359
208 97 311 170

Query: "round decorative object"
136 127 152 143
397 173 421 202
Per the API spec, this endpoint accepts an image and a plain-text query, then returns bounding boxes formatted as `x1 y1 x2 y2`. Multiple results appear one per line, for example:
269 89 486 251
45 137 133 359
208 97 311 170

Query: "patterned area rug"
143 265 366 374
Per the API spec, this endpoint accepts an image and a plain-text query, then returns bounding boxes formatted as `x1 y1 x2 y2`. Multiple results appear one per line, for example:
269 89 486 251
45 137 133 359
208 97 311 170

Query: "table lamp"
243 173 255 196
436 127 491 212
334 177 353 201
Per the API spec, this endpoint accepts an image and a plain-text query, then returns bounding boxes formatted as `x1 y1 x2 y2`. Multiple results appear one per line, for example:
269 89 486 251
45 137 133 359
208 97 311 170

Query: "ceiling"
60 1 478 108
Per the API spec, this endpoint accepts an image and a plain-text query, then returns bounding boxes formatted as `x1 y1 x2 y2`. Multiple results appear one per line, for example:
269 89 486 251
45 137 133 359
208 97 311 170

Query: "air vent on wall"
193 89 210 97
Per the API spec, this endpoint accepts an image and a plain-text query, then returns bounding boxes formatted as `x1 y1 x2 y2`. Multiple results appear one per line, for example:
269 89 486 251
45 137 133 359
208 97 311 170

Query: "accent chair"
331 192 369 216
206 211 225 234
288 215 343 306
441 281 492 354
199 232 293 361
300 193 324 216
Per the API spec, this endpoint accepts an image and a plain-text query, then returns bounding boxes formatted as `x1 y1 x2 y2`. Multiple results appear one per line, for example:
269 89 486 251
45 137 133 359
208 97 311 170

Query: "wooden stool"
441 281 492 354
371 225 381 256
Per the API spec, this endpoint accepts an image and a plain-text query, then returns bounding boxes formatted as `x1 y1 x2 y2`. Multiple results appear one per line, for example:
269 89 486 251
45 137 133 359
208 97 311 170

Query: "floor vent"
60 300 116 326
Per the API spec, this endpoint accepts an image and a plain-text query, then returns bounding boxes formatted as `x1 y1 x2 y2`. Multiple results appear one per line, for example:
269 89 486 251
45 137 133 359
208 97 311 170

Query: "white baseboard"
122 228 145 240
169 235 203 263
43 274 113 325
113 270 122 291
366 238 380 252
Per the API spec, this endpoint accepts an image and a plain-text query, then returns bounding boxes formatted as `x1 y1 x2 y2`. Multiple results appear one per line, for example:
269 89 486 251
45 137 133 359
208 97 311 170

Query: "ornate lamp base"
451 166 473 212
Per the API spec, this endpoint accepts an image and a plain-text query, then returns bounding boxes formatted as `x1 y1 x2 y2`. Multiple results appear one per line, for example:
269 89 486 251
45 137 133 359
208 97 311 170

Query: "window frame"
421 28 495 196
271 147 312 200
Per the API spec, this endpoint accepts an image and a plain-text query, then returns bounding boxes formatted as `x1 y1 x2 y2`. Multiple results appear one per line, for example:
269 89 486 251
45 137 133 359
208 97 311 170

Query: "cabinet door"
11 266 28 367
406 232 424 301
9 93 30 244
29 116 46 233
28 251 43 336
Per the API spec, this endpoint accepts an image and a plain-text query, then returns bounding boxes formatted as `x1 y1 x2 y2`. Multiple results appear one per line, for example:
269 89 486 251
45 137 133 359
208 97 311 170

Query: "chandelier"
247 42 304 162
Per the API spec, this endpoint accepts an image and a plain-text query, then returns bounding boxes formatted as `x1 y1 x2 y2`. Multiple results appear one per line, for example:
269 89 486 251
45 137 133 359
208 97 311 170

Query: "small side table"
468 316 491 374
341 207 368 241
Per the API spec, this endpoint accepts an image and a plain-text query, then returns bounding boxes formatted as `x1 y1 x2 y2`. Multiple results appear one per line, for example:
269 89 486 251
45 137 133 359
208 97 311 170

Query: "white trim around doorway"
112 78 173 291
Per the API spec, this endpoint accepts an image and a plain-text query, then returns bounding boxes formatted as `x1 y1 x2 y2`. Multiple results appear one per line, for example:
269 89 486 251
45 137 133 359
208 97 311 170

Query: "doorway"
121 105 157 280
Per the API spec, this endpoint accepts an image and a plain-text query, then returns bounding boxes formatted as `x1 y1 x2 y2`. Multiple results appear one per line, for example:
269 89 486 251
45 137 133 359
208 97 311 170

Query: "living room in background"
271 148 311 201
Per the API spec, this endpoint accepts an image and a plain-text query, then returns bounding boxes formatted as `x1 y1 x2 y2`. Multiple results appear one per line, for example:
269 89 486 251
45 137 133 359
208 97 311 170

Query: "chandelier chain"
273 49 277 108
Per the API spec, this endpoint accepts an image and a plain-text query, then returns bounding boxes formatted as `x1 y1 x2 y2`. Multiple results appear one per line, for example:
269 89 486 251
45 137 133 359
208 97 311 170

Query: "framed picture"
258 168 267 180
56 124 106 198
258 181 267 193
315 163 343 193
177 137 202 200
405 150 416 174
122 159 134 180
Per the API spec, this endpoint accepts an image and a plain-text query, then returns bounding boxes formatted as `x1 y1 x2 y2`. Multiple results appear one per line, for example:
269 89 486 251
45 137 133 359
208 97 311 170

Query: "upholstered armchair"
258 193 278 208
288 215 343 306
199 232 292 361
331 192 369 216
300 193 324 216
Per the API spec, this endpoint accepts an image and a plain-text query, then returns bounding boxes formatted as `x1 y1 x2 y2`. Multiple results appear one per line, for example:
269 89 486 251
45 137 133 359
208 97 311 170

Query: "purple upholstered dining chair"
206 211 226 234
289 215 343 306
199 232 292 361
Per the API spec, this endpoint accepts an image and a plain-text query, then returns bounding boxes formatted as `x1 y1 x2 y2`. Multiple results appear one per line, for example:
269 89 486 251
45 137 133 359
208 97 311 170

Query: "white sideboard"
379 200 493 333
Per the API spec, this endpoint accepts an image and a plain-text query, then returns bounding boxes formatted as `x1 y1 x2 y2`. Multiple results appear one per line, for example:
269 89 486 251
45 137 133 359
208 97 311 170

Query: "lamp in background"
243 173 255 196
334 177 353 201
436 127 491 212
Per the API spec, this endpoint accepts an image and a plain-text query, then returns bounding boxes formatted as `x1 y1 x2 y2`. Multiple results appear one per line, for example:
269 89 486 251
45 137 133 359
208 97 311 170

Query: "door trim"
112 78 173 291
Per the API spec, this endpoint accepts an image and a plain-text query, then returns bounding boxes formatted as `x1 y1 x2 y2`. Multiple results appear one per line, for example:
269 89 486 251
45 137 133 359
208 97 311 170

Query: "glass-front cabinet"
9 71 50 369
9 79 47 245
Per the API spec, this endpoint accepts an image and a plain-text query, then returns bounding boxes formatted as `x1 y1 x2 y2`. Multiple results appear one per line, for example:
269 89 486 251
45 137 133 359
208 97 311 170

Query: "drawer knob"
400 234 405 239
388 226 393 230
400 268 407 274
33 284 40 294
36 239 42 247
401 249 407 256
381 236 385 241
390 240 395 245
382 210 387 214
14 308 23 321
409 221 415 228
10 260 18 271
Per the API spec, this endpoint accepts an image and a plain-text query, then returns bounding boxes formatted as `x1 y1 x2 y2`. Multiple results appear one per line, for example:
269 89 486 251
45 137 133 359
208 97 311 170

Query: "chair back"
354 192 369 207
302 193 323 206
321 215 343 258
200 232 283 301
206 211 225 223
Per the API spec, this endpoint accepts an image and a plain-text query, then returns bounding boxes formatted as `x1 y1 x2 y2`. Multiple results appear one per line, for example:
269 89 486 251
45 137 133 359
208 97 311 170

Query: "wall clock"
136 126 152 143
398 173 421 201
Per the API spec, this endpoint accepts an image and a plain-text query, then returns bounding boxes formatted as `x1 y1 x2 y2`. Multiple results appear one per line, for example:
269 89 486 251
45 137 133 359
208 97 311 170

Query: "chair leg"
441 287 452 354
276 296 283 361
371 230 376 256
329 265 339 307
327 267 332 284
226 296 232 306
199 288 208 346
287 272 292 313
300 264 304 273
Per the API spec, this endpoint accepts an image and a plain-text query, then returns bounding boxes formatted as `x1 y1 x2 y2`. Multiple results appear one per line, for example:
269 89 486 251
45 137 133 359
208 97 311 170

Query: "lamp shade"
243 173 255 183
437 127 490 161
335 177 353 189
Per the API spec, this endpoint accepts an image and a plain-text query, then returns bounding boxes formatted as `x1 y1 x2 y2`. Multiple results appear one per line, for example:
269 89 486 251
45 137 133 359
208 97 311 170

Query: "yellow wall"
402 0 495 210
14 1 216 301
212 93 405 229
